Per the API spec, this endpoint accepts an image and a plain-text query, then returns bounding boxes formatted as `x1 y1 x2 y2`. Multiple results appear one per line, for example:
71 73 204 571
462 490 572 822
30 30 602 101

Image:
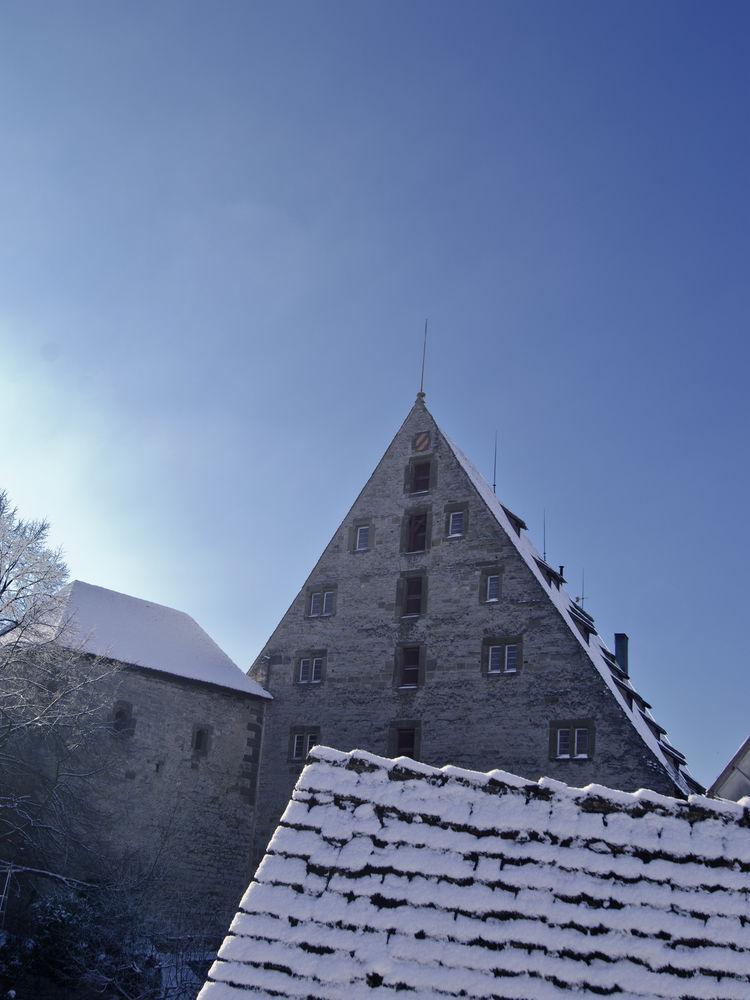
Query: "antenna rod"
492 430 498 494
543 509 547 562
581 569 585 609
419 319 428 395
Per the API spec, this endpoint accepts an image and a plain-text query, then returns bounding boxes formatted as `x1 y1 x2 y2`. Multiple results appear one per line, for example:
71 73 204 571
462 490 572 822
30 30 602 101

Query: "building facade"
250 395 699 857
61 581 270 944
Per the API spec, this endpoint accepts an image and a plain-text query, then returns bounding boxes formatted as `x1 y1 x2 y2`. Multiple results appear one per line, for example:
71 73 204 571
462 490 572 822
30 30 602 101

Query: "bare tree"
0 489 114 899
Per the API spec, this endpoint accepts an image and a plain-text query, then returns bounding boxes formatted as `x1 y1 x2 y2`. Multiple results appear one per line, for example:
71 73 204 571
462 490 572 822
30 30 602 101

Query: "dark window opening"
112 701 134 737
406 513 427 552
399 646 420 688
411 461 431 494
403 577 424 616
396 727 417 757
193 726 210 755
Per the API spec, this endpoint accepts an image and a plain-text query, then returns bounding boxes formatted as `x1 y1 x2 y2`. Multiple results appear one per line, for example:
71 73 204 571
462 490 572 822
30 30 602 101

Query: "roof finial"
417 318 428 402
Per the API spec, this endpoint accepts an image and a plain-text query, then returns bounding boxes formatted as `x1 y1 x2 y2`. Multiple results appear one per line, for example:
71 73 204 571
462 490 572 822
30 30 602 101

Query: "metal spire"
418 318 428 399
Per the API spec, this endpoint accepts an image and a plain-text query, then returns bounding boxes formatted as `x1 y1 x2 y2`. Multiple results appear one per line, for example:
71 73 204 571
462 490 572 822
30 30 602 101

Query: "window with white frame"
486 574 500 602
551 720 594 761
309 589 335 617
355 525 370 551
290 727 320 762
488 642 518 674
448 510 465 537
297 655 324 684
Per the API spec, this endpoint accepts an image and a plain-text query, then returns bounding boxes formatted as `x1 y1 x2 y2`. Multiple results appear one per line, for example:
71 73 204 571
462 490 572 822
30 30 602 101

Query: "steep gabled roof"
60 580 270 697
709 735 750 801
441 428 697 795
200 746 750 1000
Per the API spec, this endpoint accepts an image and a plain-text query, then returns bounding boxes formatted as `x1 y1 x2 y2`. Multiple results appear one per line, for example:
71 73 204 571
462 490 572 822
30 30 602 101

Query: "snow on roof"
200 746 750 1000
440 431 696 796
709 735 750 801
60 580 270 698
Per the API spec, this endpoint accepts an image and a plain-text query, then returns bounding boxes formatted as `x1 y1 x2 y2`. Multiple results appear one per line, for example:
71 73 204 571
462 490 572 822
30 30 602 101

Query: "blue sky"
1 2 748 787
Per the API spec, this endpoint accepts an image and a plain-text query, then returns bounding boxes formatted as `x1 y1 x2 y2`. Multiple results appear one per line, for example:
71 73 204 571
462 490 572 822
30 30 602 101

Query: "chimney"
559 565 565 578
614 633 629 678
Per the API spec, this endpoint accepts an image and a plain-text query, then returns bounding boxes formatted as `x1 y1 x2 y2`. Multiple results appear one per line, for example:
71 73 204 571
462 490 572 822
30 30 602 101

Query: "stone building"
250 394 701 858
59 580 270 944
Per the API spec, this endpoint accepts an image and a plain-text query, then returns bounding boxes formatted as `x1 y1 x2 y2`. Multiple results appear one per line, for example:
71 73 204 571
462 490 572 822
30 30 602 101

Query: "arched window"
192 725 211 756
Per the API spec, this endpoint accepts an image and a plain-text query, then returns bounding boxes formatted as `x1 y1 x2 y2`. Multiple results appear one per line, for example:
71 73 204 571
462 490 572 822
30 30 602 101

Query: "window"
308 588 336 617
112 701 134 736
448 510 464 537
289 726 320 762
388 720 422 760
412 461 431 493
483 638 521 676
297 655 324 684
404 512 428 553
405 456 436 495
397 646 421 688
401 575 425 616
488 643 518 674
192 725 211 756
355 525 370 551
550 719 595 761
486 574 500 602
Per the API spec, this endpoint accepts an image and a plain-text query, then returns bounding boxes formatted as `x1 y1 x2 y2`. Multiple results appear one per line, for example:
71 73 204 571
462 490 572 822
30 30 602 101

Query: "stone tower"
250 396 699 855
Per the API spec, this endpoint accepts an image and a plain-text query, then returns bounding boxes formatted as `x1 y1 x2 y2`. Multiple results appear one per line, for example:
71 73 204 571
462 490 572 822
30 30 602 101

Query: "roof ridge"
437 430 697 796
308 746 747 822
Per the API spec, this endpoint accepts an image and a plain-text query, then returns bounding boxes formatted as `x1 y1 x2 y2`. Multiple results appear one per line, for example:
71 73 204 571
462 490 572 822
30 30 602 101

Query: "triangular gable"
440 430 695 795
200 746 750 999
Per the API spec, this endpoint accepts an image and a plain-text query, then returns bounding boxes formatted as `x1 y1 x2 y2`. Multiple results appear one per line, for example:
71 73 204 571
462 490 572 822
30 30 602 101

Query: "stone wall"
85 663 264 945
251 399 679 858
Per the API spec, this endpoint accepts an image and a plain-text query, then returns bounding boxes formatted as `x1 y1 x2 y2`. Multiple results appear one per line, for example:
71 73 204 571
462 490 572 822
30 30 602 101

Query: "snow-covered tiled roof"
441 432 696 796
200 746 750 1000
60 580 270 698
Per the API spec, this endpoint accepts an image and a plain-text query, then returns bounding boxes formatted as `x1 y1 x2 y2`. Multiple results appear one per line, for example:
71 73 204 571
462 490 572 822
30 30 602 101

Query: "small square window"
484 638 522 676
389 719 421 760
448 510 464 537
296 655 324 684
550 719 594 761
355 525 370 551
290 727 320 762
308 589 336 617
486 574 500 602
